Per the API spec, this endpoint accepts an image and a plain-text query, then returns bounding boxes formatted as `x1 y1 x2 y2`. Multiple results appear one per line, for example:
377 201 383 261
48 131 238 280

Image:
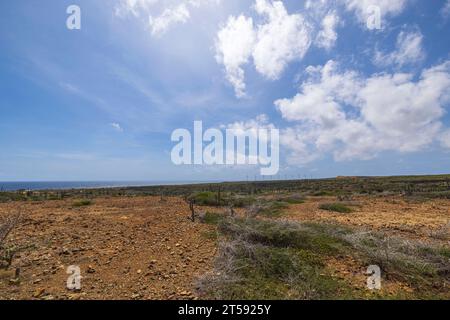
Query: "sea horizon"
0 180 222 192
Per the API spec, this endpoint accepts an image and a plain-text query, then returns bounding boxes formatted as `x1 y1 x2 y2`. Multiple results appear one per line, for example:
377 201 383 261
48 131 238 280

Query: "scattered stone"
60 248 71 255
33 288 46 298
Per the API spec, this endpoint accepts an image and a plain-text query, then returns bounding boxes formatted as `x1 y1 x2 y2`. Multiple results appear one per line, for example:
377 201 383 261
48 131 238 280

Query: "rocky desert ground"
0 196 216 300
0 189 449 300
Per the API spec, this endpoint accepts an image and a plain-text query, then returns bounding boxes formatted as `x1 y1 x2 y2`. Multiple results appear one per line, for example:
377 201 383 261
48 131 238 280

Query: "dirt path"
0 196 216 300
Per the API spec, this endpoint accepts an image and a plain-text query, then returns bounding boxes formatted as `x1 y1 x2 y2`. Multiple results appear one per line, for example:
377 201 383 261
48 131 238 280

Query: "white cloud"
440 129 450 149
148 3 190 36
215 0 311 97
315 11 340 50
374 29 425 67
276 60 450 163
110 122 124 132
215 15 256 98
225 114 275 133
304 0 408 27
442 0 450 19
277 61 361 124
252 0 311 80
115 0 220 37
305 0 332 12
343 0 408 24
115 0 158 17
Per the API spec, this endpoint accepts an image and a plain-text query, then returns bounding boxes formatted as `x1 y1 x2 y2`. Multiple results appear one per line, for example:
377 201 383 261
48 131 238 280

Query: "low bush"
202 212 224 225
72 199 93 207
189 192 221 206
198 219 356 299
319 203 353 213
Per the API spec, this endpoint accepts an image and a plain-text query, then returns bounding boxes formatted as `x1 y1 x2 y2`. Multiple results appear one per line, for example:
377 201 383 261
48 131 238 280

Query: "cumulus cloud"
215 15 256 98
115 0 219 37
252 0 312 80
275 60 450 163
304 0 409 26
215 0 311 97
305 0 332 12
315 11 340 50
374 29 425 68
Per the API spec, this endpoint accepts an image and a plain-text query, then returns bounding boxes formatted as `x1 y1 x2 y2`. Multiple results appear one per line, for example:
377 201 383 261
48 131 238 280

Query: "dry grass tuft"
0 212 22 270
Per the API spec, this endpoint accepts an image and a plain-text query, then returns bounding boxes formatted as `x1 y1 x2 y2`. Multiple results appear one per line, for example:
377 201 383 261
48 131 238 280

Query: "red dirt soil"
0 196 216 300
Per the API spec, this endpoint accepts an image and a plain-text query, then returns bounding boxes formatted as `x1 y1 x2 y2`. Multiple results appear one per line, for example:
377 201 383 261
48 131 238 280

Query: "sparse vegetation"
274 194 305 204
198 215 449 299
258 201 289 217
202 212 224 225
72 199 93 207
219 218 350 254
1 174 450 300
0 213 21 270
198 239 355 300
342 230 449 295
198 218 356 299
2 174 450 202
188 191 256 208
319 203 353 213
189 192 220 206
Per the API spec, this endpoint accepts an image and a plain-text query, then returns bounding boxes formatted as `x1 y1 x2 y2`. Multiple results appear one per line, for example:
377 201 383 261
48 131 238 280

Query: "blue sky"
0 0 449 181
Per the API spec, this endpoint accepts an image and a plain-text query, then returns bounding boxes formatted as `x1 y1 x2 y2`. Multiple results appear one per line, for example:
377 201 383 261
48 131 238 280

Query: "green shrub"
72 199 93 207
276 194 305 204
191 192 256 208
437 247 450 258
319 203 353 213
219 218 350 255
259 201 289 217
189 192 221 206
202 212 224 225
200 230 218 240
207 243 350 300
201 215 450 299
229 196 255 208
284 198 305 204
198 220 356 300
